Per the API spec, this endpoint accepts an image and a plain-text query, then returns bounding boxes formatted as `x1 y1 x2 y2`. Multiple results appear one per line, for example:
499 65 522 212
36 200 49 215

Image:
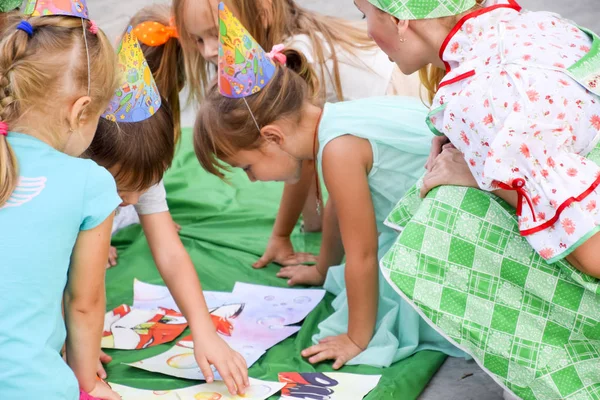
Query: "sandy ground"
91 1 599 399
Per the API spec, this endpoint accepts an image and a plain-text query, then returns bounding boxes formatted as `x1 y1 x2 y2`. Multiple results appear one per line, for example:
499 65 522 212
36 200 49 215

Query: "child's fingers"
234 353 249 386
286 252 318 265
319 336 334 344
228 360 246 395
197 356 214 383
332 356 346 370
308 349 334 365
99 351 112 364
252 255 271 269
301 343 325 358
276 266 296 279
219 364 238 396
97 360 107 379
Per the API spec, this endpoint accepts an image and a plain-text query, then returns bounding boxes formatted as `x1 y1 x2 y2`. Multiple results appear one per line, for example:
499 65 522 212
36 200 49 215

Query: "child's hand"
62 350 112 380
421 148 479 198
87 380 121 400
302 334 364 369
105 246 118 269
97 351 112 379
194 332 249 396
253 234 318 269
277 265 325 286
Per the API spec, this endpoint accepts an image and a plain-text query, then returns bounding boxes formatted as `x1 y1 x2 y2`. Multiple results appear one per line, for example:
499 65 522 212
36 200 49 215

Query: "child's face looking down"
225 143 303 184
107 165 151 207
182 0 220 65
117 188 149 207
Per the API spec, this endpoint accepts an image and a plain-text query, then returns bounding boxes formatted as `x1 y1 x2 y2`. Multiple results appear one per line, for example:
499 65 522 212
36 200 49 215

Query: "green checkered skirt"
381 164 600 398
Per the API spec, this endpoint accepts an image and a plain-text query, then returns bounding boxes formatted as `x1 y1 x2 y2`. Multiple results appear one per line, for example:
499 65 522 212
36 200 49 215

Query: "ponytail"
194 46 319 179
128 4 186 144
282 48 321 104
0 14 118 206
418 0 487 105
0 129 18 207
0 16 32 206
419 65 446 105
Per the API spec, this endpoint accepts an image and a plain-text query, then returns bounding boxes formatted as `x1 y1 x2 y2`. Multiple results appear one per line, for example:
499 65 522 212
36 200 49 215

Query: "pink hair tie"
88 20 99 35
0 121 8 137
266 44 287 65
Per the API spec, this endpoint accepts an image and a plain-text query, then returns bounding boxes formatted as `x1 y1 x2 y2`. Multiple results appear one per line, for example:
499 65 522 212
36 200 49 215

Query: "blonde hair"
127 4 185 144
0 15 118 207
194 48 319 179
418 0 486 104
174 0 376 103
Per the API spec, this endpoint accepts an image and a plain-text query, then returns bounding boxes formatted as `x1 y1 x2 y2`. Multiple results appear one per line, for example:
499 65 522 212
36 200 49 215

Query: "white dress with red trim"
428 0 600 263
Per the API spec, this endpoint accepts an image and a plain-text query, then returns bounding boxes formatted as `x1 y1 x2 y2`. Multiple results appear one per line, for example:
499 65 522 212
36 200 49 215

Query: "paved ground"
91 1 599 399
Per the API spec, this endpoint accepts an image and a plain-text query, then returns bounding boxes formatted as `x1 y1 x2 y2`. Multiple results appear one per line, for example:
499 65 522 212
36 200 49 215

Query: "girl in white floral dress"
357 0 600 276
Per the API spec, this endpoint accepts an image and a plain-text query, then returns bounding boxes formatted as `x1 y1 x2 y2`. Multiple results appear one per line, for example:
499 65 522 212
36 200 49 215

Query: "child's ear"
260 124 285 146
69 95 92 130
392 16 409 35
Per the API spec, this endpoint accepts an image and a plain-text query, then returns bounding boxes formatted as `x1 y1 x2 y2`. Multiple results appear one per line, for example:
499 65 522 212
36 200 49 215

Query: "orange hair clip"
133 21 178 47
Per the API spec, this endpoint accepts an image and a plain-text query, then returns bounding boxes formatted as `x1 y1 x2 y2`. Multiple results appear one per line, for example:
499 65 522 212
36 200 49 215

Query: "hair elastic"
0 121 9 137
266 44 287 65
16 20 34 38
88 20 99 35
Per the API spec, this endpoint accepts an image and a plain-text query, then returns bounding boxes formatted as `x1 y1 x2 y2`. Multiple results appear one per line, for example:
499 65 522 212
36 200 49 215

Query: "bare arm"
253 160 319 268
140 211 248 394
140 212 213 337
65 214 114 393
322 137 379 348
315 199 344 277
274 160 315 237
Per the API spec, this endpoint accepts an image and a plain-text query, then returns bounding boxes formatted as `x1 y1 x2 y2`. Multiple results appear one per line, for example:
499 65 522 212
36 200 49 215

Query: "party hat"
368 0 476 20
24 0 89 19
102 26 162 123
217 2 276 99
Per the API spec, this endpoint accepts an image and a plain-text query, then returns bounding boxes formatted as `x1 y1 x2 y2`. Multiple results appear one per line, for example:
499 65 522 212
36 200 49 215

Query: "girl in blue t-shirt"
0 15 121 400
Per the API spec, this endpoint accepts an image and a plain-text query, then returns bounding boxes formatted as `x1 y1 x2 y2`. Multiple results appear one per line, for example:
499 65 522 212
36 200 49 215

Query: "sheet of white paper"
232 282 326 326
129 280 309 380
127 341 265 381
110 378 285 399
278 372 381 400
133 279 180 311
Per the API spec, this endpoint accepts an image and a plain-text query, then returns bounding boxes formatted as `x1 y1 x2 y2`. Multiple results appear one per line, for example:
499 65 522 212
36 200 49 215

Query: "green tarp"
104 129 447 399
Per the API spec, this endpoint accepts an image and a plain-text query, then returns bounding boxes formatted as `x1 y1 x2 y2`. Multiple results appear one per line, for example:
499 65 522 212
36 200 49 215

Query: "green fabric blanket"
104 129 447 399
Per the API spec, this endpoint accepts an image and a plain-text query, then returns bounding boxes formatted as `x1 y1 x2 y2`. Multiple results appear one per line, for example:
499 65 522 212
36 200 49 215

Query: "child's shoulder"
322 96 428 127
326 96 426 113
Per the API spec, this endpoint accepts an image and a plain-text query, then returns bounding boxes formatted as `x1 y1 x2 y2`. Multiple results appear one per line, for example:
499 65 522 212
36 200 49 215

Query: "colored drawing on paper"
127 335 266 381
278 372 381 400
133 280 303 350
101 304 187 350
110 378 285 399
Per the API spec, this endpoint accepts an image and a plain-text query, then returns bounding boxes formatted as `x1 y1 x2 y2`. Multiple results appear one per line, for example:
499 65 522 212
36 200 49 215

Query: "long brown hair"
87 102 175 191
127 4 185 144
174 0 376 103
418 0 486 104
0 15 117 207
194 48 319 179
